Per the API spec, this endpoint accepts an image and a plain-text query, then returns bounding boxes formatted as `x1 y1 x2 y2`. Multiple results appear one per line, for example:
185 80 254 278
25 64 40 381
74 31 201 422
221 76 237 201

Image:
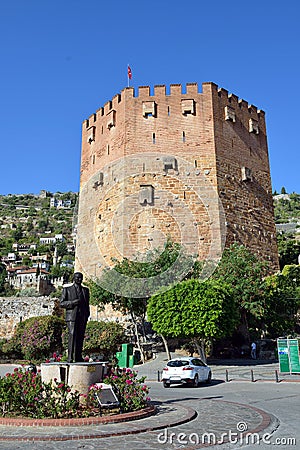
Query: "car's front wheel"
163 381 170 388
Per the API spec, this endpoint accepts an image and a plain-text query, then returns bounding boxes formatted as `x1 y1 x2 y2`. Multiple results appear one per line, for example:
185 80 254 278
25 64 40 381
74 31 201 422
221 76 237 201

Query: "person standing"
251 342 257 359
60 272 90 363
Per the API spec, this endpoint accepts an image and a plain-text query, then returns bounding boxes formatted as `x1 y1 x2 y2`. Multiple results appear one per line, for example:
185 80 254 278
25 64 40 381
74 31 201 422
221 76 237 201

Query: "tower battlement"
83 82 264 128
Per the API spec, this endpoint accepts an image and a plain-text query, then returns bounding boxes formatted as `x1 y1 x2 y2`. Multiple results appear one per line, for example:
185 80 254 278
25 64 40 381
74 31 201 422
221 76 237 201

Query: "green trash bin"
122 343 133 356
116 351 127 368
128 354 136 368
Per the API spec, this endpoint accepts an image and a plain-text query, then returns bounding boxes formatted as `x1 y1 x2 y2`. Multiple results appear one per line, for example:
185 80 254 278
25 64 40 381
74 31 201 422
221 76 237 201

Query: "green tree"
56 241 68 257
0 264 7 294
147 279 238 361
263 270 300 337
277 235 300 269
11 225 23 242
87 239 197 362
281 186 287 194
38 219 49 233
211 244 270 341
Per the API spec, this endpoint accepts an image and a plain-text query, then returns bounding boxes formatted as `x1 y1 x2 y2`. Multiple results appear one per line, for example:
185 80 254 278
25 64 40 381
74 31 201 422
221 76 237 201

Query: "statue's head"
73 272 83 285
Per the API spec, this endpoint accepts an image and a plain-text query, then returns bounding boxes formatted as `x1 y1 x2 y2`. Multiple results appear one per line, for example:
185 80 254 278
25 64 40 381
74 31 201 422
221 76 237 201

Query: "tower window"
87 126 95 144
182 131 186 143
152 133 156 144
139 185 154 205
224 106 236 122
143 101 156 117
107 110 116 129
249 118 259 134
241 166 252 182
181 99 195 115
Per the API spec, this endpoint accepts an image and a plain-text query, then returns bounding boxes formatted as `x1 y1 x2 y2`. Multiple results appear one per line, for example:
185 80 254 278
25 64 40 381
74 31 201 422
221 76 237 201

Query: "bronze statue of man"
60 272 90 363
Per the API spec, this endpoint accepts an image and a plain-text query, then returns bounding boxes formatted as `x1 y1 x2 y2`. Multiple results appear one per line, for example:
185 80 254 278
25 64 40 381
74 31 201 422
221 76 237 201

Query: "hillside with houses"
0 190 78 296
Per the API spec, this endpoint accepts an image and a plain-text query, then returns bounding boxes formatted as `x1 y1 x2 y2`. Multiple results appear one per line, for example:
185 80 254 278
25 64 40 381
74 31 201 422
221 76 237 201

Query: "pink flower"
125 379 133 385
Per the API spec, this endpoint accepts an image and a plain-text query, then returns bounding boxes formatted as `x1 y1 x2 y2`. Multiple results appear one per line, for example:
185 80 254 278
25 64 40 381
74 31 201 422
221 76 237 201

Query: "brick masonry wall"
0 297 56 339
76 81 279 282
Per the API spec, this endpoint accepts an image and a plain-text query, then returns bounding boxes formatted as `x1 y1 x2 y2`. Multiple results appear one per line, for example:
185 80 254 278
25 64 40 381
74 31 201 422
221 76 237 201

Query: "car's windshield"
167 360 190 367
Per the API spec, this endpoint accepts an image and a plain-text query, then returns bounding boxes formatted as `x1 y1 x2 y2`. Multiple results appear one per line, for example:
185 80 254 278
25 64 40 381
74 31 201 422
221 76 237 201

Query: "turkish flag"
127 65 132 79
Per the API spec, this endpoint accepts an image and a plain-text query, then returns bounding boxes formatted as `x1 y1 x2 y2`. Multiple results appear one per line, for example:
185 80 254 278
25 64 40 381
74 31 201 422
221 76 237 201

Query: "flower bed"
0 367 150 420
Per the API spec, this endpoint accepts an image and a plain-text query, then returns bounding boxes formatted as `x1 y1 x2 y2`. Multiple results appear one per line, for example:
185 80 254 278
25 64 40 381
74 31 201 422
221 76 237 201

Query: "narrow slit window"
182 131 186 143
194 160 197 168
167 106 170 116
107 145 110 155
92 155 95 164
152 133 156 144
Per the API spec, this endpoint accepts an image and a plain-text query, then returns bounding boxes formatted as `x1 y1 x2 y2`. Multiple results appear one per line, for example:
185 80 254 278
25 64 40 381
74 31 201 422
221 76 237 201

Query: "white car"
161 357 212 388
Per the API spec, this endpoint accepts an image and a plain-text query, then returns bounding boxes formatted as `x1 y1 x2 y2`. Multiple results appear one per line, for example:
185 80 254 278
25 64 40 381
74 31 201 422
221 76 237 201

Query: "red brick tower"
75 82 279 287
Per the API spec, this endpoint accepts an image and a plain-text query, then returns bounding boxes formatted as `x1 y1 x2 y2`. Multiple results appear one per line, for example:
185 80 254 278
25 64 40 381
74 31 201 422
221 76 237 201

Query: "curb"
0 403 197 442
0 405 156 427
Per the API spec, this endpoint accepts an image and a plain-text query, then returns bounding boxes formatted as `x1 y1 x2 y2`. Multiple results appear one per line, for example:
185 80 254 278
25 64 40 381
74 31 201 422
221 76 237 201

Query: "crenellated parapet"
83 82 265 128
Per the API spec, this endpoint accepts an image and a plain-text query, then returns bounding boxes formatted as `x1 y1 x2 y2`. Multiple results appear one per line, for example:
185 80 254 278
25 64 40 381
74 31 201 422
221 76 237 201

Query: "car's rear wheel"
192 374 199 387
206 371 212 384
163 381 170 388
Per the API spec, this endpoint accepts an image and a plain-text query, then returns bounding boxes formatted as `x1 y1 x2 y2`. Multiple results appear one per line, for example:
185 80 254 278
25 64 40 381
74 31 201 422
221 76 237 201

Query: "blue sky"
0 0 299 195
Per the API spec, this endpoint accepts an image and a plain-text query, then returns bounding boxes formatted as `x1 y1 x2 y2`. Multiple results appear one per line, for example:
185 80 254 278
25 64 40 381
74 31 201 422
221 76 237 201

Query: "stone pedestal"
40 362 109 394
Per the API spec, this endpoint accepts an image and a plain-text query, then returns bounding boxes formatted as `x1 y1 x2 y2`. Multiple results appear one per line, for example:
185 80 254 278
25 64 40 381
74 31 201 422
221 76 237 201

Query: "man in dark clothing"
60 272 90 362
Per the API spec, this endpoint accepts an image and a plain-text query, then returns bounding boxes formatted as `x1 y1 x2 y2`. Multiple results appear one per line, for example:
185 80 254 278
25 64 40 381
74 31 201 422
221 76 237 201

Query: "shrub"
0 368 86 419
102 367 150 412
6 316 66 362
83 321 126 359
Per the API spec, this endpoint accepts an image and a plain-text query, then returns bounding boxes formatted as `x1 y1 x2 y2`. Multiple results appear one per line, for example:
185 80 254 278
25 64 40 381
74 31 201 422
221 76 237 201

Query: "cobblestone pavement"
0 394 277 450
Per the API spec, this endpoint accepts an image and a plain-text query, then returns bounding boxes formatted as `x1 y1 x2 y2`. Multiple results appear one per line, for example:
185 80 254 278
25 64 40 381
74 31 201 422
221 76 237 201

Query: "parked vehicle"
161 357 212 388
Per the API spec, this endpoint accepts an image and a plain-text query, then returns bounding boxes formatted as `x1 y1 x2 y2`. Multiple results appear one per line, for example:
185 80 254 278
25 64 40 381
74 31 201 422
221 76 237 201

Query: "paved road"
0 356 299 449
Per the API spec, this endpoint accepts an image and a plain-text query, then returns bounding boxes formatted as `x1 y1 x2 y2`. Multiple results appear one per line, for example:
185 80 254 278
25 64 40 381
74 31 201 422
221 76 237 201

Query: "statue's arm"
60 288 80 309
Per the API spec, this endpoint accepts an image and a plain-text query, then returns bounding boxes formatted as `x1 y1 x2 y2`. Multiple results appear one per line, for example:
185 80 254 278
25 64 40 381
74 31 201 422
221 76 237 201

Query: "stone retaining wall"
0 296 56 339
